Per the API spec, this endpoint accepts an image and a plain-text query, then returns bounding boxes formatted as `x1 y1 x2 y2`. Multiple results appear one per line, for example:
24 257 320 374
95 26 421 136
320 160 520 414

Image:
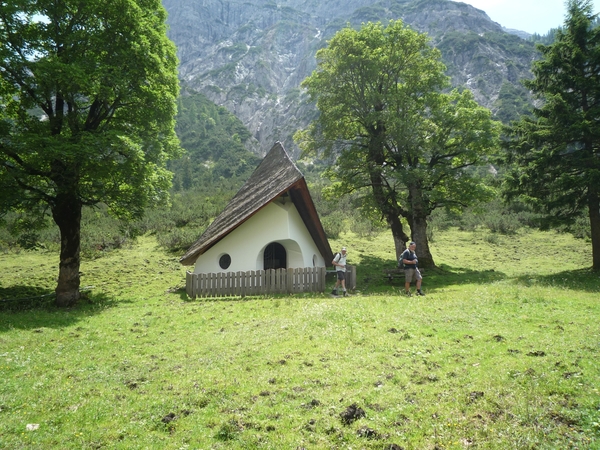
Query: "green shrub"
321 210 346 239
351 214 386 238
156 227 204 253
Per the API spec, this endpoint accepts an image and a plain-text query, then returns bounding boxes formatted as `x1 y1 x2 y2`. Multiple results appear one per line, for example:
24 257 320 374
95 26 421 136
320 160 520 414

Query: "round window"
219 254 231 270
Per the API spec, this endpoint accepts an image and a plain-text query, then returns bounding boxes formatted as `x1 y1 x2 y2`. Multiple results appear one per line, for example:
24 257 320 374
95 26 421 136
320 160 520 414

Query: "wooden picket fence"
186 266 328 299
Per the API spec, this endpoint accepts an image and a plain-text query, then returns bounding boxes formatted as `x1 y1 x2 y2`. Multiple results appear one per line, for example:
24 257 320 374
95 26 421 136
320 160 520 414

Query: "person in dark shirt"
400 241 424 296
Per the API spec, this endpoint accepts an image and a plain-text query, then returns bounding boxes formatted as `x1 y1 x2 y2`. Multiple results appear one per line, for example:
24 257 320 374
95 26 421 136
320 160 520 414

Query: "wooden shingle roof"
179 142 333 266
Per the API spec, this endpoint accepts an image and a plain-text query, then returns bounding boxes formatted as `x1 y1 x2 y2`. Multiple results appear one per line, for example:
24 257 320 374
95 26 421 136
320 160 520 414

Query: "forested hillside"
163 0 541 156
170 90 261 190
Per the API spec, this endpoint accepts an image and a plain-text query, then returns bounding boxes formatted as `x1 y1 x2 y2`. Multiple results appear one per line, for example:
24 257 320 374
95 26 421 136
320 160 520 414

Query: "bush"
156 227 205 253
482 210 520 235
428 198 541 235
321 210 346 239
351 215 386 238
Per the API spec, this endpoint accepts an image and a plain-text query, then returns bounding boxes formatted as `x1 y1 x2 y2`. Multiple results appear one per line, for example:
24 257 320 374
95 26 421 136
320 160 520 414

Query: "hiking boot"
416 290 425 296
405 291 412 297
343 290 347 297
331 289 338 295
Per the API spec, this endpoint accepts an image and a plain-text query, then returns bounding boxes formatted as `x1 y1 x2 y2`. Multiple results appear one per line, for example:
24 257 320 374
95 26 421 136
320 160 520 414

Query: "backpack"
398 250 408 269
332 252 340 265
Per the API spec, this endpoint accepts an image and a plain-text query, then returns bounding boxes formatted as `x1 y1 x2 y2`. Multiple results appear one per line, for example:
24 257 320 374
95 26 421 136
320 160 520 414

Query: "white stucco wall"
193 200 327 274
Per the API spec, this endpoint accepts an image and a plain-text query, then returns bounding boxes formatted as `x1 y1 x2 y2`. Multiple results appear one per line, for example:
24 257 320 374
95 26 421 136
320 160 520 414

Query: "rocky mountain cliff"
163 0 538 157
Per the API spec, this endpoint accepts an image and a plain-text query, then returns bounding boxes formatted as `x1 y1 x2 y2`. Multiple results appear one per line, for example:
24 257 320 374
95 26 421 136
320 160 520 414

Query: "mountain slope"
163 0 537 156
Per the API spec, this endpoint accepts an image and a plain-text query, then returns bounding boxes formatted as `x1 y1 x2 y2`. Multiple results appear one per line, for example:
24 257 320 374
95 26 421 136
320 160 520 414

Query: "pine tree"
505 0 600 271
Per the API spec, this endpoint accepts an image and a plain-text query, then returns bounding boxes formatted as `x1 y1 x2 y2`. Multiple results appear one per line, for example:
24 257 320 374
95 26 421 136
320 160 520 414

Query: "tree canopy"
504 0 600 271
0 0 181 305
295 20 500 266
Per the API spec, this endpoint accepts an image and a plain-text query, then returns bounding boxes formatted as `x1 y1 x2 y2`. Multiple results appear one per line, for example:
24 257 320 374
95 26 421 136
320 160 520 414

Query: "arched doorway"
264 242 287 270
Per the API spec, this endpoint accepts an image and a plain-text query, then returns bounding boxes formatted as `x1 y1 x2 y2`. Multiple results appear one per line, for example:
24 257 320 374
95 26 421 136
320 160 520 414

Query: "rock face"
163 0 537 156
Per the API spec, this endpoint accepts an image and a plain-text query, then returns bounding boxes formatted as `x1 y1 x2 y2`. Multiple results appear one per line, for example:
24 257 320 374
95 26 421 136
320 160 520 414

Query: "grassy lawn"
1 228 599 449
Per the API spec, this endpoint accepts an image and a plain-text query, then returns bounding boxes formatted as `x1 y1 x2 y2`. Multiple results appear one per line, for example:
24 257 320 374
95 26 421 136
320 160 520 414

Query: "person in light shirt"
332 246 348 296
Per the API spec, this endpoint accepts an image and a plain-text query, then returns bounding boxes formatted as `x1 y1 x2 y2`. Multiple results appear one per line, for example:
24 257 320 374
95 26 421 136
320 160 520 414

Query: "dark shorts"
336 271 346 281
404 268 422 283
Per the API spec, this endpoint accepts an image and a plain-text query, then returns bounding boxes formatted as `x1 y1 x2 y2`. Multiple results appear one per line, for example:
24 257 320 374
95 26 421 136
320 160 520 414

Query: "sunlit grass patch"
0 228 598 448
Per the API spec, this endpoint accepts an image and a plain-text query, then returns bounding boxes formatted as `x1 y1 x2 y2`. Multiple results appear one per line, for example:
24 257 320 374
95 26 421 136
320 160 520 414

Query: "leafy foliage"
296 20 501 268
504 0 600 271
0 0 181 305
493 81 534 124
0 83 261 260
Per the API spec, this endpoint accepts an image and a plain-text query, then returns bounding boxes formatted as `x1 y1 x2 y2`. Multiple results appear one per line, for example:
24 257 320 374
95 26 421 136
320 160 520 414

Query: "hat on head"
341 247 347 251
409 241 416 246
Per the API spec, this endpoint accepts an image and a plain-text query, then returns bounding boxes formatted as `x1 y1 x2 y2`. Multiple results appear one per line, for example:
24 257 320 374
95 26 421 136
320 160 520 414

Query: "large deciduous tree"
0 0 181 306
295 21 499 267
504 0 600 271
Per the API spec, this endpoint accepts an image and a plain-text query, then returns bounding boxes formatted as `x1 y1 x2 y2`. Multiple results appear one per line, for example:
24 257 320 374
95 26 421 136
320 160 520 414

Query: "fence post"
286 268 293 294
319 266 326 292
246 270 253 296
186 271 190 298
205 273 211 298
186 271 193 298
277 269 283 294
226 271 232 297
196 273 203 298
257 270 263 295
217 272 222 298
252 270 257 296
278 268 285 294
347 265 356 290
265 269 272 294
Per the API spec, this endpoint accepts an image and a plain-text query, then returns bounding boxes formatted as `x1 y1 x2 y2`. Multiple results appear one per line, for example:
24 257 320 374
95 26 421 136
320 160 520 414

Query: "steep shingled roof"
180 142 333 266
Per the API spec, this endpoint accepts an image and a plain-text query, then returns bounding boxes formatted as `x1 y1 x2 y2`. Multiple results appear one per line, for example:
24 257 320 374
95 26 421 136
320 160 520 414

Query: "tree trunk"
388 214 410 263
365 130 410 263
408 183 435 268
589 188 600 272
52 192 82 307
367 165 409 262
411 214 434 268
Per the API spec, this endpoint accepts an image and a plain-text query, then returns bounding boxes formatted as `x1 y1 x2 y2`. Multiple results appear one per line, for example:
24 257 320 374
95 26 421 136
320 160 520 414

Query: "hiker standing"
332 247 348 296
401 241 425 296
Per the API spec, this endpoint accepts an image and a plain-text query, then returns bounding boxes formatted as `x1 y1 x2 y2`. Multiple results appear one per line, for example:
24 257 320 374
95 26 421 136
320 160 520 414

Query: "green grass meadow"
1 228 599 449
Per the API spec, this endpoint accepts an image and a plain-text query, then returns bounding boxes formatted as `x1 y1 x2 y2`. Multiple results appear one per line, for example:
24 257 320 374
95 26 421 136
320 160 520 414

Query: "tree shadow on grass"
514 268 600 293
0 285 125 332
356 255 507 295
0 285 56 311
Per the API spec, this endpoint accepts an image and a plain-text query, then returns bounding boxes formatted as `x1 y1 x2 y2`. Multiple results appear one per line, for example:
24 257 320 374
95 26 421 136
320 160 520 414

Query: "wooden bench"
383 268 403 281
383 267 425 281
